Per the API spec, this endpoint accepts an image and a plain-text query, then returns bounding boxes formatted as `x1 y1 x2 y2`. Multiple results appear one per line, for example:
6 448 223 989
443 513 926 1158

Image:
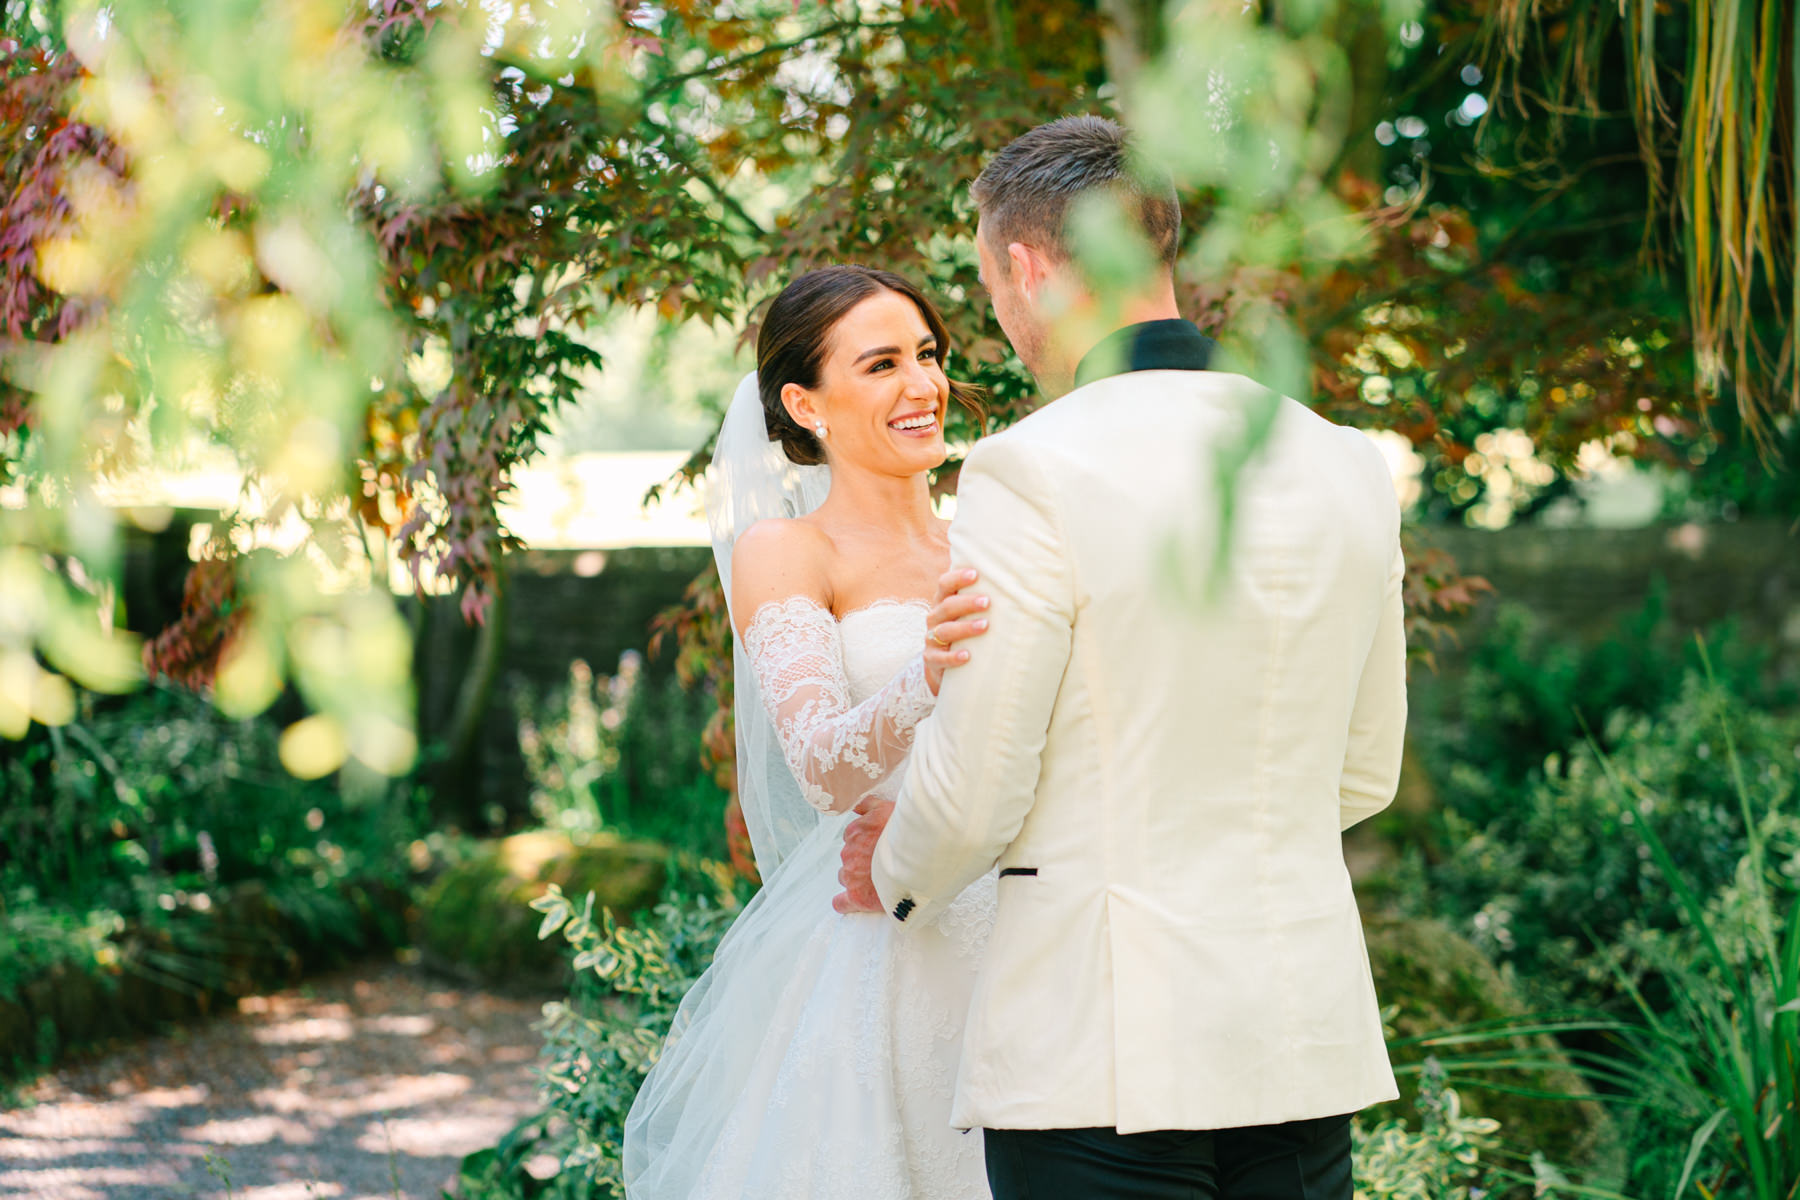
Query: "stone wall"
413 546 713 819
1415 519 1800 687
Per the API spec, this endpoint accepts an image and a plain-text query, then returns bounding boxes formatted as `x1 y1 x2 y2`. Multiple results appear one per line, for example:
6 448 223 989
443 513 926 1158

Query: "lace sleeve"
742 596 937 815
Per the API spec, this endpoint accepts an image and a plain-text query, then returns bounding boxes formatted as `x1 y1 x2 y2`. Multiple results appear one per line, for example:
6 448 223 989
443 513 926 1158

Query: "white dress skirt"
623 599 996 1200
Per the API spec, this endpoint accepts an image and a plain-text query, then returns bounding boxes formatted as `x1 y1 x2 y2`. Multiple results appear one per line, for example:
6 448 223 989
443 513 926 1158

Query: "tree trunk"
432 552 509 830
1324 0 1393 186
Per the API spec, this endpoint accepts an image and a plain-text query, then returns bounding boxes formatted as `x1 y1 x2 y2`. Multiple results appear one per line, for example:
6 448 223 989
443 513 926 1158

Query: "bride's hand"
924 567 990 695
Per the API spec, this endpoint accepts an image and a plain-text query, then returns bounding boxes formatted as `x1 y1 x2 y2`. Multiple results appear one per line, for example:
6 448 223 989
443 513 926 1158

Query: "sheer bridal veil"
622 371 842 1197
706 370 832 878
622 372 838 1194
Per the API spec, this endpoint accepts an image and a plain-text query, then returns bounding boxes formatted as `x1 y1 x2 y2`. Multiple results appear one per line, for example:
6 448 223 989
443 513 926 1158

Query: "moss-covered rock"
415 831 667 987
1364 914 1619 1173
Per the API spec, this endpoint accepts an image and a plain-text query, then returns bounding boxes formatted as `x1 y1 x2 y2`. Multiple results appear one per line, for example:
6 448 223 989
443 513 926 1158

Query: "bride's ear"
782 382 821 433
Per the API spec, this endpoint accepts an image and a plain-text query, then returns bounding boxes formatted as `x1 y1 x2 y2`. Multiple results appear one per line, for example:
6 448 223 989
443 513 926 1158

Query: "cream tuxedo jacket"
872 368 1404 1134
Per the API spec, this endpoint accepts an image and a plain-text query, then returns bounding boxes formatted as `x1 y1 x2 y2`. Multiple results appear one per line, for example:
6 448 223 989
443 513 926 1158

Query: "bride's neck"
821 465 939 538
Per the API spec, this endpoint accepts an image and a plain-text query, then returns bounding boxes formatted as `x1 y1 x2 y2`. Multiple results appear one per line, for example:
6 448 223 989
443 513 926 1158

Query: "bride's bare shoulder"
735 517 834 569
731 519 834 633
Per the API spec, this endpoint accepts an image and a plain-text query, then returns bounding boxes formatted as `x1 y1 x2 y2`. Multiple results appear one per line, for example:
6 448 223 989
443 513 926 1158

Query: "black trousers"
983 1114 1353 1200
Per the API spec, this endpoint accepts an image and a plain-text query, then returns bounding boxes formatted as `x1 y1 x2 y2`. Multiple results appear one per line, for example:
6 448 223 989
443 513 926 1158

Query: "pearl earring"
815 423 828 439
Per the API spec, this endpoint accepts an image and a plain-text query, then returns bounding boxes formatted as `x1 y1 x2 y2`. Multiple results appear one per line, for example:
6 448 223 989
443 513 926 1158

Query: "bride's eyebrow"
852 337 936 365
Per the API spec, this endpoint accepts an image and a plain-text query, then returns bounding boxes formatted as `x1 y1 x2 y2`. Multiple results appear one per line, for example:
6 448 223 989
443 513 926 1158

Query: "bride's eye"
919 346 941 363
868 358 895 373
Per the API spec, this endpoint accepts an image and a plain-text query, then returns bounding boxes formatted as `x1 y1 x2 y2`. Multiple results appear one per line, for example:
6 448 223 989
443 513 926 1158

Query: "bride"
623 264 998 1198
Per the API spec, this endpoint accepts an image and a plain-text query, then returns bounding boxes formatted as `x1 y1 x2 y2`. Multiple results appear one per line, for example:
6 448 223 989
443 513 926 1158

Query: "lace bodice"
742 596 934 815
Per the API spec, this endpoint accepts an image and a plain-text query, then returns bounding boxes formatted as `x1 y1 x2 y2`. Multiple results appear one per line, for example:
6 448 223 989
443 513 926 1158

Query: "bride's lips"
888 411 941 438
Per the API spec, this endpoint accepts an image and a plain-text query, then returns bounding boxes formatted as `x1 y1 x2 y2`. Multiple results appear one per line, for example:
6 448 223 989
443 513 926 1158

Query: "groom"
835 116 1405 1198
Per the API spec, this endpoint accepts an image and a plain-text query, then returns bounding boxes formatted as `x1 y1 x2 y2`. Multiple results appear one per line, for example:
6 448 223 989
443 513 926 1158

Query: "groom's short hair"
971 116 1180 272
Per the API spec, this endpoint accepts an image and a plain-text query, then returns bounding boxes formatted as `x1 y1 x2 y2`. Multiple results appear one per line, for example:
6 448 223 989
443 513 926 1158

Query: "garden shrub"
1399 661 1800 1200
516 653 727 860
1354 1061 1504 1200
0 683 422 1070
1422 671 1800 1009
1 684 420 916
1425 589 1783 813
1364 916 1615 1171
1584 756 1800 1199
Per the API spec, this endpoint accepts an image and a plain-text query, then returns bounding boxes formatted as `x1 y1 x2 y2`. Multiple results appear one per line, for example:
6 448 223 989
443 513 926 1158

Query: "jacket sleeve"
1339 542 1407 830
872 435 1076 924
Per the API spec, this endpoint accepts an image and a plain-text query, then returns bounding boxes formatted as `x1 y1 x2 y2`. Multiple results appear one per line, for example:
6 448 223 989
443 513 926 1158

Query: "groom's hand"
833 796 895 915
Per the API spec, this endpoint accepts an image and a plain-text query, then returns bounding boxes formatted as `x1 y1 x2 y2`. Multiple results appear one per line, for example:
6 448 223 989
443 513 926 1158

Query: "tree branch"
643 18 913 100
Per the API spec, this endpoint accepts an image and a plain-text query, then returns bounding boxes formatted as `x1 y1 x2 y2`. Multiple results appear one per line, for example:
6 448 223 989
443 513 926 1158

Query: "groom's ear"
1007 241 1047 303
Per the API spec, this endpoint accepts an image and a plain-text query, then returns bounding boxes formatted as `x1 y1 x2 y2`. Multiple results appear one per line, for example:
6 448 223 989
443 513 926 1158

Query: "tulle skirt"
623 810 995 1199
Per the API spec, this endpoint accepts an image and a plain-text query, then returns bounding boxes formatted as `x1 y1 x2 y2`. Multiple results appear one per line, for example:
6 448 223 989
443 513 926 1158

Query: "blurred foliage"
1474 0 1798 444
1412 641 1800 1012
1399 532 1495 672
1409 664 1800 1199
1589 797 1800 1200
0 682 421 1008
516 651 727 860
0 0 505 770
648 562 757 876
414 830 668 987
0 0 1785 759
1426 587 1790 799
1660 399 1800 523
1379 0 1795 472
1364 916 1617 1172
0 683 420 907
3 0 1771 741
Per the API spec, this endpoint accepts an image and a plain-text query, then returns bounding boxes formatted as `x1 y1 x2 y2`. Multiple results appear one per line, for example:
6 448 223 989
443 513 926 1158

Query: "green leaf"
1675 1107 1731 1199
536 906 570 941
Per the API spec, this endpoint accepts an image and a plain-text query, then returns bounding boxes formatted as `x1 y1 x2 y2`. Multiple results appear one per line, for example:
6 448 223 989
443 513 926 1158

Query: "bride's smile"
886 408 940 437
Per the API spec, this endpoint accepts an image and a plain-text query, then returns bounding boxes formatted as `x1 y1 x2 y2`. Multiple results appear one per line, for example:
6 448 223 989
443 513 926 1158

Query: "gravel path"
0 961 553 1200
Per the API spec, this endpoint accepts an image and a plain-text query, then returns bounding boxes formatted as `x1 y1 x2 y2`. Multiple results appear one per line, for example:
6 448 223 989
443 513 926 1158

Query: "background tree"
0 0 1788 781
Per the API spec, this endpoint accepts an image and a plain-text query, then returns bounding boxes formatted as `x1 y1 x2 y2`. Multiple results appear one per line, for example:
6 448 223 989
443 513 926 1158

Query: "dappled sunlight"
252 1017 356 1046
133 1084 212 1108
361 1014 438 1037
0 1164 181 1197
238 1184 345 1200
0 1092 182 1140
329 1073 473 1117
355 1111 525 1157
0 964 546 1200
0 1138 124 1162
179 1113 317 1146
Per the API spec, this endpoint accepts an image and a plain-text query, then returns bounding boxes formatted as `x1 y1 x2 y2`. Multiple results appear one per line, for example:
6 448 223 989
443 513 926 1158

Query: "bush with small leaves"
455 868 747 1199
1354 1061 1503 1200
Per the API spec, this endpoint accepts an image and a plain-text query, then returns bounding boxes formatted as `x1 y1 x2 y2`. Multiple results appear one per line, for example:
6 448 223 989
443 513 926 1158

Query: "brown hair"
970 115 1180 271
755 265 986 466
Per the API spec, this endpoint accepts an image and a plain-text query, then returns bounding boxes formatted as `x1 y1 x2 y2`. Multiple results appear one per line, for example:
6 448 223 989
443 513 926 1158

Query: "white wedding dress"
623 594 996 1199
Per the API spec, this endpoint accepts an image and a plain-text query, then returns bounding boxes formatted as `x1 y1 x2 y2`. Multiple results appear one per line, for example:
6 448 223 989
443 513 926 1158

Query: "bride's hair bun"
755 265 983 466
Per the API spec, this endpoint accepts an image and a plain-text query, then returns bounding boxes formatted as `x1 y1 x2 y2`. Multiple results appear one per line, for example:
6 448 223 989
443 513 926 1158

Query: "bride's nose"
897 356 937 399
